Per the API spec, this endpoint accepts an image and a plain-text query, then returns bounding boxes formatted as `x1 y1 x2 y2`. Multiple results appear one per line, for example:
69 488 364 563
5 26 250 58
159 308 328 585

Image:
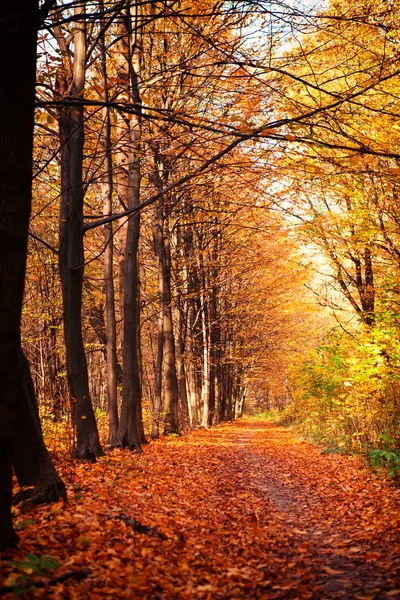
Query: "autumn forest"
1 0 400 597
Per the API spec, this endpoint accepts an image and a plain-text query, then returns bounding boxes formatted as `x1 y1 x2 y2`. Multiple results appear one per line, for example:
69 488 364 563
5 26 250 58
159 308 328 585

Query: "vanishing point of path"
1 420 400 599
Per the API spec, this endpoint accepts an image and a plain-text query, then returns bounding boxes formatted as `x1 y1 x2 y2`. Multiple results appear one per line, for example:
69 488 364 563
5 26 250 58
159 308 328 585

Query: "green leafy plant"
15 553 60 576
369 448 400 478
15 519 36 531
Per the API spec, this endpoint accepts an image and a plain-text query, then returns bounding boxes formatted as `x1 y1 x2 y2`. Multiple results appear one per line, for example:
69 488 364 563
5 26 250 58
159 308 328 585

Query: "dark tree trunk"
187 299 201 429
151 197 164 438
112 207 142 451
13 349 67 505
150 147 180 435
174 298 190 432
0 0 38 549
162 227 180 434
111 0 143 451
58 4 102 460
99 3 119 443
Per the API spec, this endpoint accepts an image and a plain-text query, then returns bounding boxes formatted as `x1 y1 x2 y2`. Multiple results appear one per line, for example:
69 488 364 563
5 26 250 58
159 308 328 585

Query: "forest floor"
1 419 400 599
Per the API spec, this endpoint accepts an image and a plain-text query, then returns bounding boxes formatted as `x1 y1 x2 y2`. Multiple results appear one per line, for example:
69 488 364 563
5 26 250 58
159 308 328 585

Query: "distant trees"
275 0 400 450
29 0 291 450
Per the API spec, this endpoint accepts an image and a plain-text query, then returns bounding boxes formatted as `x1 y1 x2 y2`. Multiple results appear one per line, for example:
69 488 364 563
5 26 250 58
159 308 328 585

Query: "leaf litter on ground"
1 419 400 599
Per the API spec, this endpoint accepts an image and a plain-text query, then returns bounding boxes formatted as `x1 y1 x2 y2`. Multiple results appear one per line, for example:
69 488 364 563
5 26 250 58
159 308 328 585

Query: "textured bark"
186 253 201 429
150 147 180 435
234 386 247 419
0 0 38 549
199 250 211 429
111 0 143 451
112 205 142 451
211 227 222 426
114 6 131 352
151 198 164 438
99 4 119 443
57 5 102 460
200 300 211 428
174 299 190 432
13 349 67 505
187 299 202 429
162 235 180 434
187 355 200 429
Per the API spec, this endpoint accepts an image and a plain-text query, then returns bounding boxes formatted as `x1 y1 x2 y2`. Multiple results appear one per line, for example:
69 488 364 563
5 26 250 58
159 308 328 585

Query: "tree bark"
200 298 211 428
187 299 200 429
58 4 102 460
99 2 119 443
13 349 67 505
111 0 143 451
152 197 164 438
114 5 130 353
162 232 180 434
173 296 190 432
0 0 38 549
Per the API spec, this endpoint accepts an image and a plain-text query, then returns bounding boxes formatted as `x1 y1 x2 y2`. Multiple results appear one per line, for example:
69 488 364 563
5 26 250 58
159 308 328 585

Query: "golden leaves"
2 421 400 598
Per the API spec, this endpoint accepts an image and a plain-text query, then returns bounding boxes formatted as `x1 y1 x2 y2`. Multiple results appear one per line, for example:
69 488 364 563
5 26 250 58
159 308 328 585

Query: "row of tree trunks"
3 2 248 510
158 208 247 431
53 0 147 454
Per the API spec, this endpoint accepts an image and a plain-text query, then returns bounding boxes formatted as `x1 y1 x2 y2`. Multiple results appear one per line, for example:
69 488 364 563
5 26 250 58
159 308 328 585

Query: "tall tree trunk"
171 225 190 431
180 218 200 429
174 298 190 432
111 0 143 451
112 203 142 450
152 197 164 438
198 245 211 429
162 231 180 434
99 2 119 443
150 146 180 435
114 6 130 353
58 4 102 460
187 301 200 429
211 225 221 426
13 349 67 505
200 297 211 428
0 0 38 549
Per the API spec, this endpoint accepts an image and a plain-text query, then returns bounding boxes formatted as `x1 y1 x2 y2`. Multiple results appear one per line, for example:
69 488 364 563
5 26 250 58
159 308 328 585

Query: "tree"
13 348 66 505
55 3 103 460
111 0 144 451
98 0 119 443
0 0 39 550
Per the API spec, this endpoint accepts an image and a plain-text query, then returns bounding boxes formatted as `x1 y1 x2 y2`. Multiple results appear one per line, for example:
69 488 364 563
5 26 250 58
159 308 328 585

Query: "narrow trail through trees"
1 420 400 599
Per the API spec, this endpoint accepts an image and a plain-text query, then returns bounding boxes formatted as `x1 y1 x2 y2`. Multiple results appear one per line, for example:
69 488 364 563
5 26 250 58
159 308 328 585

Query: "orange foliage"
1 421 400 598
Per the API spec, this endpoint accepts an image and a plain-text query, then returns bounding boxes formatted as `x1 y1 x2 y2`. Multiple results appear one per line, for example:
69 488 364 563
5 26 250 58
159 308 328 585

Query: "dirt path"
1 420 400 599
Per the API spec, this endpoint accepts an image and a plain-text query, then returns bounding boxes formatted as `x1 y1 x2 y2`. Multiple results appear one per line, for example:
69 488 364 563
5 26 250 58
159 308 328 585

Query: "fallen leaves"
322 567 344 576
1 420 400 598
